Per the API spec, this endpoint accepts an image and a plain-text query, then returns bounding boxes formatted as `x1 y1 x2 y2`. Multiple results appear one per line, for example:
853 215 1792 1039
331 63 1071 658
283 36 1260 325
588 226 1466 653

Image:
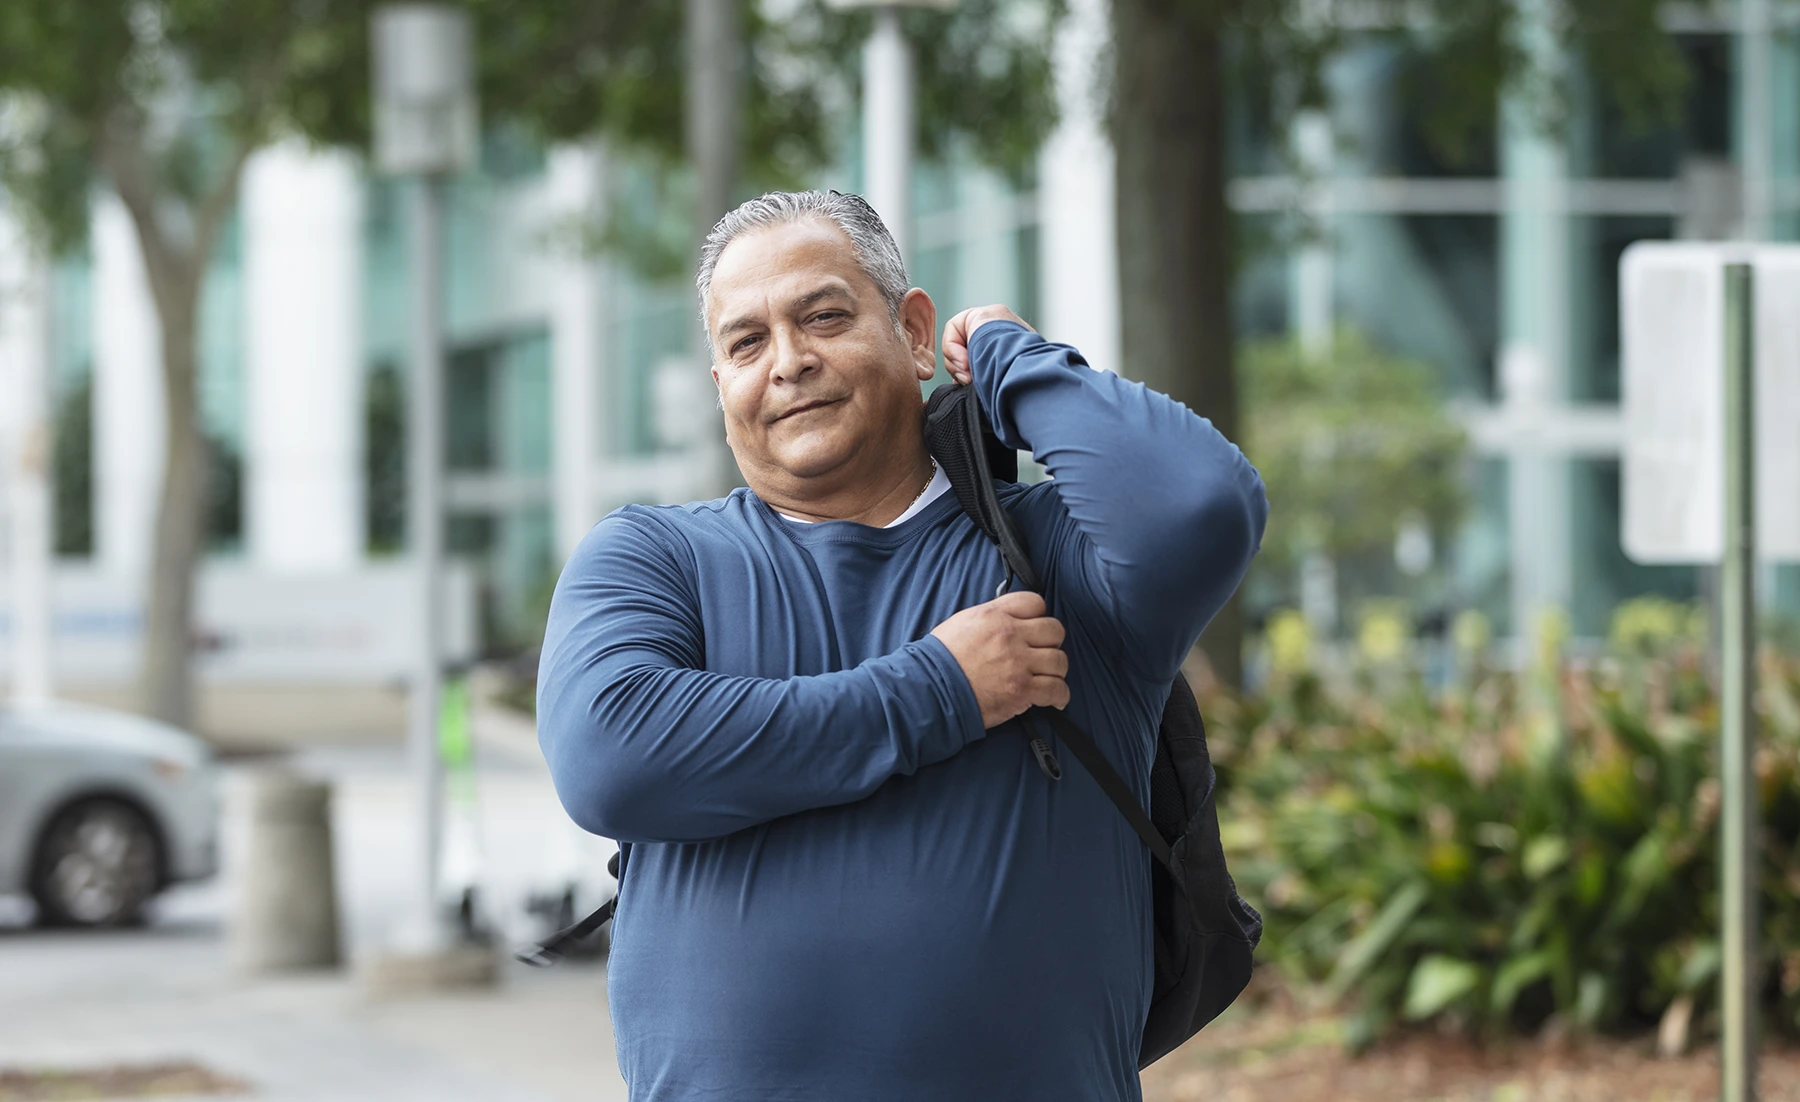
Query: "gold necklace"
901 459 938 514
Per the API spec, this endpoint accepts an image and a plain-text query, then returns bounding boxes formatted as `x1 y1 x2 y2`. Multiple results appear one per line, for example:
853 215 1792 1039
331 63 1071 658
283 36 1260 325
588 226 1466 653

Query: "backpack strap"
1035 707 1176 873
924 383 1176 875
515 846 626 966
923 384 1037 591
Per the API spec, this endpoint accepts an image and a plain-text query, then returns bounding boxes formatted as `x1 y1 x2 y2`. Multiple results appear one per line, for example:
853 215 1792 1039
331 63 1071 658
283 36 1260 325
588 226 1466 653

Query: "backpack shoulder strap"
924 382 1175 873
923 384 1038 591
1037 707 1176 872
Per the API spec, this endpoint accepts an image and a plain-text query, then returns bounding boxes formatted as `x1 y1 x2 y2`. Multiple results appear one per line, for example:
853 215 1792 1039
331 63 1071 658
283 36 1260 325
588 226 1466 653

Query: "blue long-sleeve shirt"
538 322 1267 1101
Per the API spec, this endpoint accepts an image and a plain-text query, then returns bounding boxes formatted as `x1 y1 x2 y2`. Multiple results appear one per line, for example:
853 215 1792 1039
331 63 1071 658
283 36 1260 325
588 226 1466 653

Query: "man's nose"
769 327 817 384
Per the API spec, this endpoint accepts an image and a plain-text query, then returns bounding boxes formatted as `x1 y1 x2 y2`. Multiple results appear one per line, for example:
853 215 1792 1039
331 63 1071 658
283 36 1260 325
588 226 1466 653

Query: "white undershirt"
775 463 951 528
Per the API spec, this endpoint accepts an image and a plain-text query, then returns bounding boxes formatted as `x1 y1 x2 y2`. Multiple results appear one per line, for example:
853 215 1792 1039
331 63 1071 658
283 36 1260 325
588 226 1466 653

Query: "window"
1333 214 1500 398
1568 215 1675 402
1329 36 1500 179
1572 33 1732 179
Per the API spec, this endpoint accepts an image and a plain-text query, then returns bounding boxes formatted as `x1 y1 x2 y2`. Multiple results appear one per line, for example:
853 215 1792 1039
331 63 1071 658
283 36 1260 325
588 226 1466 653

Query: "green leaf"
1405 955 1483 1020
1574 851 1609 907
1490 950 1555 1017
1326 880 1430 999
1522 835 1569 880
1575 971 1608 1027
1679 941 1722 992
1612 831 1671 916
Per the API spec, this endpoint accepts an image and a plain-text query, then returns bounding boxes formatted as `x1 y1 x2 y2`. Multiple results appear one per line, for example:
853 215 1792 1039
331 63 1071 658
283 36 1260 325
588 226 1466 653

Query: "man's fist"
942 305 1035 386
930 591 1069 729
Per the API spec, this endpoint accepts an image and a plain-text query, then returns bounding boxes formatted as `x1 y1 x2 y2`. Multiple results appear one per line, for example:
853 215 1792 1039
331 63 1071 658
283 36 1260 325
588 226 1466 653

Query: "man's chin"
763 434 857 482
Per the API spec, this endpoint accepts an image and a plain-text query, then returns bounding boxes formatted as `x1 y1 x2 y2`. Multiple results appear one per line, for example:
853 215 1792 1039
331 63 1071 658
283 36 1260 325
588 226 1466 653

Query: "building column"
1037 0 1119 372
1500 0 1575 647
546 144 610 559
1 197 54 702
243 142 365 572
92 193 164 581
1291 111 1335 356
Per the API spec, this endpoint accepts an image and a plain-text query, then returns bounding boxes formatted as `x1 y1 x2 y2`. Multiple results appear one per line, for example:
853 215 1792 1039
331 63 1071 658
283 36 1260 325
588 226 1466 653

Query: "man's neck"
755 448 938 527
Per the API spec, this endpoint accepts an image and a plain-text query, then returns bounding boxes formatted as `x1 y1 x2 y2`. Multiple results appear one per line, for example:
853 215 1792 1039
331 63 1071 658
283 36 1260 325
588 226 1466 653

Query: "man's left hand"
942 306 1034 386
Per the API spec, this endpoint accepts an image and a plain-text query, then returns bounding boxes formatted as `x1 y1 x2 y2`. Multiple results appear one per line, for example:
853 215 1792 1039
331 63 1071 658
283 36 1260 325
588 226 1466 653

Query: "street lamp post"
371 3 478 954
830 0 956 262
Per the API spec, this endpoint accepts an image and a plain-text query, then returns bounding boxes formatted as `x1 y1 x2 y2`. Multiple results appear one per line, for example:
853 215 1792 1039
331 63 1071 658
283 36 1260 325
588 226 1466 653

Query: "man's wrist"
966 317 1034 361
909 635 988 745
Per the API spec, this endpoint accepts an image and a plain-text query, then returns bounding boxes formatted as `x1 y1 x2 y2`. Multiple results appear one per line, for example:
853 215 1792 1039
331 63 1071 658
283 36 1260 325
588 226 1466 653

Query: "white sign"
1620 243 1800 564
0 562 478 686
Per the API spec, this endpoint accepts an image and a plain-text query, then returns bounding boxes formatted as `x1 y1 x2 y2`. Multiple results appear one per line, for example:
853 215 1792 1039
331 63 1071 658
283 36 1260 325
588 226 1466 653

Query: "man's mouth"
773 397 844 422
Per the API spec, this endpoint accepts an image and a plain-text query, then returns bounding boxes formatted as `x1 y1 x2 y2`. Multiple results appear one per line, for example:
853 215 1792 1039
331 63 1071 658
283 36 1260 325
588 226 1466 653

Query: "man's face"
706 218 935 489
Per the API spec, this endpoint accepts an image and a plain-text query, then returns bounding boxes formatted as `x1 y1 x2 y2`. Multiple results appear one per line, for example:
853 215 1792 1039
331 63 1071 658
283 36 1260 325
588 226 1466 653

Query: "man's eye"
732 335 762 355
811 311 844 325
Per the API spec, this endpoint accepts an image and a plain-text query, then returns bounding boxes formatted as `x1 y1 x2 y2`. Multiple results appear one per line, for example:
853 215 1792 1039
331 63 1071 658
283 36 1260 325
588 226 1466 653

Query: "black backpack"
921 381 1262 1069
521 384 1262 1069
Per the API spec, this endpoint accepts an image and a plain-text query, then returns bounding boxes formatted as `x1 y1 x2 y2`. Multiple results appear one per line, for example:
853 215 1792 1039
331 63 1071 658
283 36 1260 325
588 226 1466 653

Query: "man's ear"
899 288 937 381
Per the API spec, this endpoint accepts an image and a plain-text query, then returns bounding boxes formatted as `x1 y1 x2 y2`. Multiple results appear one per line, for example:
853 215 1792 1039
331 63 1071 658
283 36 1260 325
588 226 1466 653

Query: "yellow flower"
1358 607 1409 665
1609 596 1698 657
1426 842 1473 885
1452 610 1492 657
1533 606 1570 670
1267 609 1313 675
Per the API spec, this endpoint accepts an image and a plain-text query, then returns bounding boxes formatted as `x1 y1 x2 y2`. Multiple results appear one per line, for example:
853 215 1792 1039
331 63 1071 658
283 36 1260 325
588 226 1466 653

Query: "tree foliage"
1208 0 1688 160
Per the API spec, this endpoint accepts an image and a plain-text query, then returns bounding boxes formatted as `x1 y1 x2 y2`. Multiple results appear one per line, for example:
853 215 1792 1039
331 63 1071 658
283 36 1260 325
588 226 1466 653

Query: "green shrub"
1211 610 1800 1050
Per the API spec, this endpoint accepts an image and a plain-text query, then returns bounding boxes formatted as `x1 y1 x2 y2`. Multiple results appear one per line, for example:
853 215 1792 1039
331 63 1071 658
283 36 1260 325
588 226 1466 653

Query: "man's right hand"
930 591 1070 728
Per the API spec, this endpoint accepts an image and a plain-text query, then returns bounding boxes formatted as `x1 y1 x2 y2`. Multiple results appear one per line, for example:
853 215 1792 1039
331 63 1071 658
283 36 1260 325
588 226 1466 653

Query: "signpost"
371 3 479 965
1621 243 1800 1102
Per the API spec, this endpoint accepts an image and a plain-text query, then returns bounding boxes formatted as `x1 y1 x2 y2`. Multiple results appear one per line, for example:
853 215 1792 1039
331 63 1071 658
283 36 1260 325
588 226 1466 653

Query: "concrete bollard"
229 770 342 974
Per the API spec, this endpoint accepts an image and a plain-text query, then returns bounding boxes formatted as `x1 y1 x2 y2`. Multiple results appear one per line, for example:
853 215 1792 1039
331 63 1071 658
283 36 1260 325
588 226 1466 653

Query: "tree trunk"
101 119 249 731
138 275 208 728
1111 0 1245 689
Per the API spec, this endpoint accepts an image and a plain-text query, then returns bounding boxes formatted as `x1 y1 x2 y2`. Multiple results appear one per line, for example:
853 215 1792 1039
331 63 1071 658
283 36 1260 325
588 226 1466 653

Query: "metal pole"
685 0 745 499
863 6 913 261
1740 0 1773 241
685 0 742 232
1721 259 1760 1102
407 173 447 937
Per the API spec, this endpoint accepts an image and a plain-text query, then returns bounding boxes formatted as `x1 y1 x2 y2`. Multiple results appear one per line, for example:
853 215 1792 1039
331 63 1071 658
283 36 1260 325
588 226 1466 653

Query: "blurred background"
2 0 1800 1099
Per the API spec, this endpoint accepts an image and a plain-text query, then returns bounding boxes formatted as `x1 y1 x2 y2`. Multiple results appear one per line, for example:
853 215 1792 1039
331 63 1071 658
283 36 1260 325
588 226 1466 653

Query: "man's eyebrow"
715 283 856 343
789 284 854 313
715 313 763 342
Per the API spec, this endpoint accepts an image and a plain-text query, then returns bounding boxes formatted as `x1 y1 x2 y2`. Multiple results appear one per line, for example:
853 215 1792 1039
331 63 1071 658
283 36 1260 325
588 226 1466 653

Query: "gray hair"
696 190 909 339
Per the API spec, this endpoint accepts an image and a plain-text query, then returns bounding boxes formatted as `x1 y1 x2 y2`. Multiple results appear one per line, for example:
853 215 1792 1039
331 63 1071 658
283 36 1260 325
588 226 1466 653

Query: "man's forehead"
706 220 868 323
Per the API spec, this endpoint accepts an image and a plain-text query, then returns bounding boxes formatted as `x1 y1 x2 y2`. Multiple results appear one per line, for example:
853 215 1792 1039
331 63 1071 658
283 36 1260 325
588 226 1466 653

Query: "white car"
0 702 220 927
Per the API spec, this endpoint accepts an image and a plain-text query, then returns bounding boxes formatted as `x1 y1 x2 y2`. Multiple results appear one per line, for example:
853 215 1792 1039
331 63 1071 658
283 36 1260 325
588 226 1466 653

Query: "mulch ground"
1141 984 1800 1102
0 1062 248 1101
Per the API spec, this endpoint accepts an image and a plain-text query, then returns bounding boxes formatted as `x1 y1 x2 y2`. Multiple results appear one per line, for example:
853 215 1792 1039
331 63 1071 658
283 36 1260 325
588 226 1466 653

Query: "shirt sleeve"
535 511 988 844
969 321 1268 682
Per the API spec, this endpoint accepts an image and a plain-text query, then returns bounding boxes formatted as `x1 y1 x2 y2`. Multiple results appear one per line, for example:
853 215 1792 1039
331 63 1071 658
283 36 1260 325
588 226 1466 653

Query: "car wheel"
31 799 162 928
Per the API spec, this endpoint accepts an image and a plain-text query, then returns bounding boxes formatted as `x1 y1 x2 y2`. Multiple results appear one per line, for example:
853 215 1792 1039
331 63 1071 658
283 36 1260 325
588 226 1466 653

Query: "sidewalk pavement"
0 926 627 1102
0 696 629 1102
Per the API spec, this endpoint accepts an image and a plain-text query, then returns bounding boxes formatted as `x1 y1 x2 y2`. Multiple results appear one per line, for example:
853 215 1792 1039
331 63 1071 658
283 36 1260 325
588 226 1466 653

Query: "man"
538 190 1266 1100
